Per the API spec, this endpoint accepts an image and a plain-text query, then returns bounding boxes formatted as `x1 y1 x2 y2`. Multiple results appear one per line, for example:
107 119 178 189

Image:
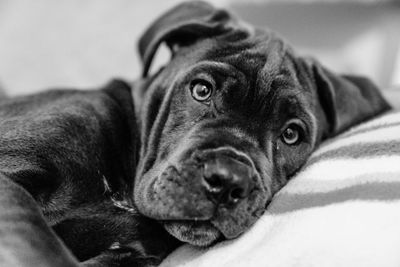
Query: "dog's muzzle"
135 146 268 246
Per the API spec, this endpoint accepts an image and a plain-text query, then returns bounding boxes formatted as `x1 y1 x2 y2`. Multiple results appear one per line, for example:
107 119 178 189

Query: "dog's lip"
162 220 222 246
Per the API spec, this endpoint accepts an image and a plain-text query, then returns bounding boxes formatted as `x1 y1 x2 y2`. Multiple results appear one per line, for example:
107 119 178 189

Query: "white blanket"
160 111 400 267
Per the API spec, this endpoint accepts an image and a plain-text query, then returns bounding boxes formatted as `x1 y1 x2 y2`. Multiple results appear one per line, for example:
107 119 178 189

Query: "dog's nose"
202 155 253 206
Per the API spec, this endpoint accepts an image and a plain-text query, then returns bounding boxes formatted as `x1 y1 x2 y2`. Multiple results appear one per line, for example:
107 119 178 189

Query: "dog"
0 1 391 267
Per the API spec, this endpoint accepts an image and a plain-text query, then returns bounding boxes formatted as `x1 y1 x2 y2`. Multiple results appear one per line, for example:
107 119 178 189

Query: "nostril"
230 187 245 201
202 155 253 205
204 174 224 193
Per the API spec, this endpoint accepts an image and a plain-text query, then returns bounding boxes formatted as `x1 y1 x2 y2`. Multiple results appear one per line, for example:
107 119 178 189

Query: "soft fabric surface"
160 111 400 267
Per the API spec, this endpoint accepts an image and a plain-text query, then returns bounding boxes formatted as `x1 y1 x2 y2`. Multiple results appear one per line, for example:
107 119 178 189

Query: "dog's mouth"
162 220 222 246
134 147 271 246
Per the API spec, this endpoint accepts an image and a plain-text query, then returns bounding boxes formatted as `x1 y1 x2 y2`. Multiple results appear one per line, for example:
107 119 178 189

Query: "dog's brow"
228 127 258 146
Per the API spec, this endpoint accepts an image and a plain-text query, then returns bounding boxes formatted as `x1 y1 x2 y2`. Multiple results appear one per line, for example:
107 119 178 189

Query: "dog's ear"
309 59 391 137
138 1 239 77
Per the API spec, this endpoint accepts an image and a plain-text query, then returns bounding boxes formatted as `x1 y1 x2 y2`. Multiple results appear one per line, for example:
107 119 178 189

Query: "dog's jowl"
0 1 391 267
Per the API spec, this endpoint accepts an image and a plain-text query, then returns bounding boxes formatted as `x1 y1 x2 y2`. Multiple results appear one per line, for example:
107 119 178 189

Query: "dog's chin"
163 221 222 247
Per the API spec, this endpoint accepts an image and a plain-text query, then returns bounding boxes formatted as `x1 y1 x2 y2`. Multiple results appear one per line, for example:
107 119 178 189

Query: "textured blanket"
160 111 400 267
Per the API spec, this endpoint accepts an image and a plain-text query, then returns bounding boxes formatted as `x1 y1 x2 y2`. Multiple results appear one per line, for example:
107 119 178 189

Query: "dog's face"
132 1 390 246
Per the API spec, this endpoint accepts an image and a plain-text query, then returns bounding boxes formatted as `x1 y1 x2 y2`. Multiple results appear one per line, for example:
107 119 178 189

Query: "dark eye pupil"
195 84 210 97
283 127 299 145
192 82 212 101
284 128 295 138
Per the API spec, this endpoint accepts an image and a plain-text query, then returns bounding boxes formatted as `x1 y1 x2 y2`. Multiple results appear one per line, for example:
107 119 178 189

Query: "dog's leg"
80 248 160 267
67 203 181 267
0 173 80 267
0 171 175 267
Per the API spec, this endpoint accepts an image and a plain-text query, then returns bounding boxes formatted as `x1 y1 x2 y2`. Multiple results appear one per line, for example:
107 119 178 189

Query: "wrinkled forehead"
184 33 307 107
199 30 302 90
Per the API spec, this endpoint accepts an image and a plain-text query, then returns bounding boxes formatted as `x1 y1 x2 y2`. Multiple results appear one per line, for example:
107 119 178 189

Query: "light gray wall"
0 0 399 96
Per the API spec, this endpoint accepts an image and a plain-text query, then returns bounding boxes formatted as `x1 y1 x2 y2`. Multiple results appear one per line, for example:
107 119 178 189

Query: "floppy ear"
138 1 239 77
310 59 391 137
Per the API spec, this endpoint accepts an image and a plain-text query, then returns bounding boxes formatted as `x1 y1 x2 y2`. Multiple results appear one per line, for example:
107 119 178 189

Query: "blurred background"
0 0 399 96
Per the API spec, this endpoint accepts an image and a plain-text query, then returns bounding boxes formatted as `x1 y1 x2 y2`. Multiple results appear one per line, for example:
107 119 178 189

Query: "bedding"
160 110 400 267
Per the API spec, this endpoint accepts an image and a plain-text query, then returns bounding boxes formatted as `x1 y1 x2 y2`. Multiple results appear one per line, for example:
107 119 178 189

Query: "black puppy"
0 1 391 267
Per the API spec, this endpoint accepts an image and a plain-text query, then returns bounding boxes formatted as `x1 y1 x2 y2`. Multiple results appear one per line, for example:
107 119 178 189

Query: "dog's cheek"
157 88 209 161
276 142 312 180
135 163 216 220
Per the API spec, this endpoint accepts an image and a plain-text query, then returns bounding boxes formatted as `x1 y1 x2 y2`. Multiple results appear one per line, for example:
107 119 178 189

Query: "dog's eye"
281 124 302 146
191 81 213 103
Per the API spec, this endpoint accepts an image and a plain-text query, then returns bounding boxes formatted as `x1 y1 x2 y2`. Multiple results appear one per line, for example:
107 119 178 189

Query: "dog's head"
132 1 390 246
